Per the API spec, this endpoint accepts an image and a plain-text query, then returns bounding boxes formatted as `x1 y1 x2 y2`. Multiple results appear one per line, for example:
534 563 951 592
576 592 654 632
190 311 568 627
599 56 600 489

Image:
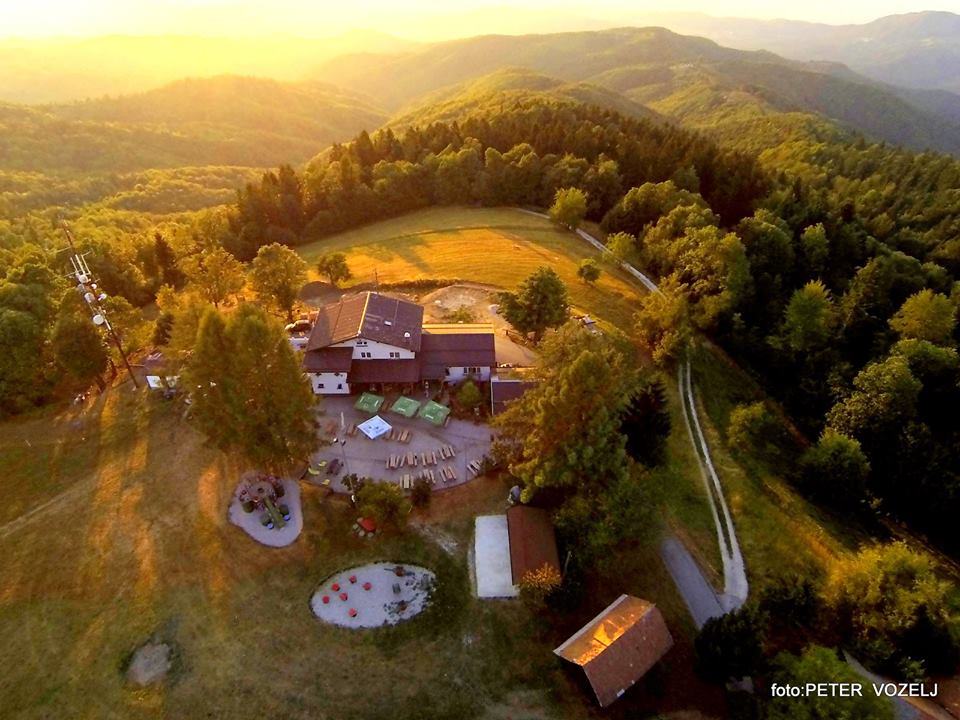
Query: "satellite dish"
98 293 107 301
92 314 105 326
83 292 95 303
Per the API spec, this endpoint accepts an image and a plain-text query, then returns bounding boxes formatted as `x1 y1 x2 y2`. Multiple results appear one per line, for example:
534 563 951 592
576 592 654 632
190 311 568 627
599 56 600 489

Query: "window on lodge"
360 351 372 358
465 366 482 374
389 351 400 358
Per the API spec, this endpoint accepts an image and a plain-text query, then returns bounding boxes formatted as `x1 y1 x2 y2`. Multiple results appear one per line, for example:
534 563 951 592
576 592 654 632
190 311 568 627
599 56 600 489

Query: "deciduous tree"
549 187 588 229
181 245 245 309
249 243 308 321
767 646 893 720
576 258 600 284
316 252 352 287
497 267 568 343
798 428 870 509
889 289 956 345
823 542 958 675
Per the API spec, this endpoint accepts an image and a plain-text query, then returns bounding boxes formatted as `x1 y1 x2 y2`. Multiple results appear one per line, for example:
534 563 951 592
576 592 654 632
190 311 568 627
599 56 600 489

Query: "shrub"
518 563 561 609
456 379 484 411
411 478 432 509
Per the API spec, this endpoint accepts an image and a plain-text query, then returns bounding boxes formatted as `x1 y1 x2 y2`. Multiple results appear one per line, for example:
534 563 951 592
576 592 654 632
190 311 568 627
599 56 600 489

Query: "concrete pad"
228 478 303 548
312 395 494 493
310 562 436 629
475 515 517 598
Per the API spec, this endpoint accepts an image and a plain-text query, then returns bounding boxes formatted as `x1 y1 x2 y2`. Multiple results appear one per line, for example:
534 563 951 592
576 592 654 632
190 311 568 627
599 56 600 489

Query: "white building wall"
445 366 492 382
331 338 415 360
310 372 350 395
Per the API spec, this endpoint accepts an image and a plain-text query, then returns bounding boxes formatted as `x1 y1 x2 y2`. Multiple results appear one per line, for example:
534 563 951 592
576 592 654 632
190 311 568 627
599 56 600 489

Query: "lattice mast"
60 220 140 389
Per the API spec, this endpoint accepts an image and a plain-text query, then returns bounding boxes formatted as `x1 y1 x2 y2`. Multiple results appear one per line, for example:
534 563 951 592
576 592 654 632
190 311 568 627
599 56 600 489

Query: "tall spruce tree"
186 304 315 471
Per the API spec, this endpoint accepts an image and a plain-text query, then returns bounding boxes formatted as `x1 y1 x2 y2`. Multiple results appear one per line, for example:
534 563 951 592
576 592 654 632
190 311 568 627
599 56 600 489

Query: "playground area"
227 474 303 547
310 562 436 628
307 395 493 493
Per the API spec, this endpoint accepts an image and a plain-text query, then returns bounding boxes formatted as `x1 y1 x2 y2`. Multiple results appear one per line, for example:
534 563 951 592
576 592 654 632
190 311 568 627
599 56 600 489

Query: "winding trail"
517 209 749 616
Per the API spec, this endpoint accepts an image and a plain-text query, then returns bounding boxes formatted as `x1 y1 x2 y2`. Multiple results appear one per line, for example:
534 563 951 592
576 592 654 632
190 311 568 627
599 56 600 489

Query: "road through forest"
518 209 749 624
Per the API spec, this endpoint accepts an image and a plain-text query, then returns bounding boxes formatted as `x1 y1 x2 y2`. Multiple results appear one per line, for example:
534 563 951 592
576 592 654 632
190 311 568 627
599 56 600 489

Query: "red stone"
349 575 357 584
348 608 357 617
331 582 340 591
339 592 348 601
362 582 372 591
321 595 330 604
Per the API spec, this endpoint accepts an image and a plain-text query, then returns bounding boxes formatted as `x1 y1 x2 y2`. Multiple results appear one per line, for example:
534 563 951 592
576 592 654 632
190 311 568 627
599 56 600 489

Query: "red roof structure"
506 505 560 585
554 595 674 708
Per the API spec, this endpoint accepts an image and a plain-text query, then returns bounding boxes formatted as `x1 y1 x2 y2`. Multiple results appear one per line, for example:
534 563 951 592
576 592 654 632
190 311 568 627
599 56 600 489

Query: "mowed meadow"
297 207 641 331
0 390 551 719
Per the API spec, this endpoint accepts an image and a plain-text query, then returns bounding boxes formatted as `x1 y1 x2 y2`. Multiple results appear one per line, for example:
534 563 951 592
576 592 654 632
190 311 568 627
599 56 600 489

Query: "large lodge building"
301 292 497 395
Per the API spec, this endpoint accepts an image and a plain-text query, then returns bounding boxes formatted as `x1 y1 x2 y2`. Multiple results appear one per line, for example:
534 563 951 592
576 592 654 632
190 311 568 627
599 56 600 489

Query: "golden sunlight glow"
1 0 934 40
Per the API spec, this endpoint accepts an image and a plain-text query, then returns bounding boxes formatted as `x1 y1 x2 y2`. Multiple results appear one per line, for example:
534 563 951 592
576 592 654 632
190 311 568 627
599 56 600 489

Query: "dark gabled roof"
361 293 424 351
490 379 538 415
305 294 367 351
419 324 496 379
554 595 674 708
348 358 421 384
305 292 423 352
302 347 354 373
506 505 560 585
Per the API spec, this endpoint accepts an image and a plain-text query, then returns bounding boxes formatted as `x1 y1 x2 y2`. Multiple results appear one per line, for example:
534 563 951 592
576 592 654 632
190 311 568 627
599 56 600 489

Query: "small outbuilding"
554 594 674 708
506 505 560 585
474 506 560 599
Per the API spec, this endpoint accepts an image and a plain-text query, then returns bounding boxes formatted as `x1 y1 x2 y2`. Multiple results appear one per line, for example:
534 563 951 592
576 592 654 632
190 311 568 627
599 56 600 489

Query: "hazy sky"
5 0 960 38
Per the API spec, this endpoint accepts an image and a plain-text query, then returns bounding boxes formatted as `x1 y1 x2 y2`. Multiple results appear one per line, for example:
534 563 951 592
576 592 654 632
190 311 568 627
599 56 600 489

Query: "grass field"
0 205 884 719
686 341 869 583
0 389 722 719
298 207 642 331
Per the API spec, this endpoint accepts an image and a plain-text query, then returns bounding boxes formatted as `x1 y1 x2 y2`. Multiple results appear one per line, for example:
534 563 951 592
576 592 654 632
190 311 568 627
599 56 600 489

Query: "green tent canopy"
418 400 451 426
390 396 421 418
354 392 384 414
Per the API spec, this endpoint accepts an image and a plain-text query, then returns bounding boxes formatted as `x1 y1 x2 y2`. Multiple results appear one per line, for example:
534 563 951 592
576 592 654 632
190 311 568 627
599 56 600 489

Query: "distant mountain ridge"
313 26 960 156
0 32 416 103
654 11 960 93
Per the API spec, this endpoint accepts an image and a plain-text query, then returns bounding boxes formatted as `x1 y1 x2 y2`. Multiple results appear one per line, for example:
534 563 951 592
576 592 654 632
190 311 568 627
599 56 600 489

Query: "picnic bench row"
385 445 456 470
399 466 458 488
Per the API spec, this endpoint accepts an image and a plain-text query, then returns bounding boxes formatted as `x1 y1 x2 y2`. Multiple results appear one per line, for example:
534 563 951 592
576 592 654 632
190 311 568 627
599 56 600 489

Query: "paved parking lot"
309 395 494 493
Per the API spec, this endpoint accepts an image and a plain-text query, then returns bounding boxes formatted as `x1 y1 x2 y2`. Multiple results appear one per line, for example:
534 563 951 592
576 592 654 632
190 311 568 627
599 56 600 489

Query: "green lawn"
0 205 887 719
298 207 642 331
686 341 869 582
0 388 717 719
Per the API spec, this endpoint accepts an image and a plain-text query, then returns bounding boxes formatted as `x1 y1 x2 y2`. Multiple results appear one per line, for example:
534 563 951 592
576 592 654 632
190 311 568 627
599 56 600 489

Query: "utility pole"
60 221 140 389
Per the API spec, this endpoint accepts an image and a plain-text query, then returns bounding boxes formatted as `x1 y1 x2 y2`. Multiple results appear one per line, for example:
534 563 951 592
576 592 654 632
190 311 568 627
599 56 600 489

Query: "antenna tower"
60 220 140 389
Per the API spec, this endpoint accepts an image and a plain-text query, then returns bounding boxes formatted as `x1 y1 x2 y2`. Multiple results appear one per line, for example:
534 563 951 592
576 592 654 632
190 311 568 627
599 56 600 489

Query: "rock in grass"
126 642 172 687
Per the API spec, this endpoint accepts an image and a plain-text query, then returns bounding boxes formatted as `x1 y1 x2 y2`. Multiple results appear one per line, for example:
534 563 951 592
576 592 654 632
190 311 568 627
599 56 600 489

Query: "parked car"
284 319 312 335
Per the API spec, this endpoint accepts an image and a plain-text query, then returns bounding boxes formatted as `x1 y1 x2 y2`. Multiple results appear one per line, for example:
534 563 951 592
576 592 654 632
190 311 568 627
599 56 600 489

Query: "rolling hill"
0 32 416 103
388 67 664 127
315 27 960 156
656 11 960 94
1 76 388 174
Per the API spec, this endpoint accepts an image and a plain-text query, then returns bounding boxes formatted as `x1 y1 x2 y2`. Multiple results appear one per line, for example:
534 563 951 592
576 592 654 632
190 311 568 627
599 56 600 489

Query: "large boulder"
126 642 172 687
